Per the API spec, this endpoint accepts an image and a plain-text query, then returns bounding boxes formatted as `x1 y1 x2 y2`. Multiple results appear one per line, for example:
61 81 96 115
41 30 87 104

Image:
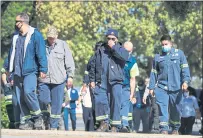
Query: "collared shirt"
14 34 26 77
178 95 199 118
38 39 75 84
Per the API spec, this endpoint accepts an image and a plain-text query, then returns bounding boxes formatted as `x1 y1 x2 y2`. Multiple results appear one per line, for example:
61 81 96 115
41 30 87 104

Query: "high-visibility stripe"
5 101 12 105
96 115 108 121
151 69 157 74
128 117 132 121
110 120 121 125
160 122 168 126
128 113 132 116
122 116 129 121
41 110 50 113
181 64 188 68
84 71 89 75
30 109 41 115
21 115 31 121
50 114 61 118
169 120 180 125
4 95 12 100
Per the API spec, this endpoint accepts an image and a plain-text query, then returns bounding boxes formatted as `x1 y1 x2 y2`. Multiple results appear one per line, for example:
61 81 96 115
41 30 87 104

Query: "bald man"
120 41 139 133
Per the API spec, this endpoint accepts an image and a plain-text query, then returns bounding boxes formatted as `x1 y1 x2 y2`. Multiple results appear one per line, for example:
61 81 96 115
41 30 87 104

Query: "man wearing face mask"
5 13 48 130
120 41 139 133
148 34 191 134
89 28 129 132
38 26 75 130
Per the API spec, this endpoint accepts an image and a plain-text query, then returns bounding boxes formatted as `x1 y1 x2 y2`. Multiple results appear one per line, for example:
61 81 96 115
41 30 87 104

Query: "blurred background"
1 1 202 128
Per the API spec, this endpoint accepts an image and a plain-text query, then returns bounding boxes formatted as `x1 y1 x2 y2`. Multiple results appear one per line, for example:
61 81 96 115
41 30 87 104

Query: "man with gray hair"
5 12 48 130
38 26 75 130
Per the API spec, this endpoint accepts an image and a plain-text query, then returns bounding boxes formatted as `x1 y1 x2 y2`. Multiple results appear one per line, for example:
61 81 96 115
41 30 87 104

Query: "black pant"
6 104 15 129
82 105 94 131
179 116 195 135
149 96 159 130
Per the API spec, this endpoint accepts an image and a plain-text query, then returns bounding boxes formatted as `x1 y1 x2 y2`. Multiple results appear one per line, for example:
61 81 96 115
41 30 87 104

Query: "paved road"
1 113 202 138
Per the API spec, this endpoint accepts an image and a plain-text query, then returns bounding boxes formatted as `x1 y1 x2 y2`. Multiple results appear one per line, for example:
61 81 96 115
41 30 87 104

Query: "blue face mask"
162 45 171 53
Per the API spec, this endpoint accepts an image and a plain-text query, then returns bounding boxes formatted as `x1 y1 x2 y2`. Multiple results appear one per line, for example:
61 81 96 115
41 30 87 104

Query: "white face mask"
162 45 172 53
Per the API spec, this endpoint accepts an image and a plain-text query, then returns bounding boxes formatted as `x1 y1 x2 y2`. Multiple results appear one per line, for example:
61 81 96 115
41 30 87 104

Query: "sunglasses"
15 20 23 24
107 37 116 41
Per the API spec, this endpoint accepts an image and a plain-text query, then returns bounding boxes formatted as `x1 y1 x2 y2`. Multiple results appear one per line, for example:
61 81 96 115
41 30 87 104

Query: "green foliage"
1 1 33 38
1 97 9 128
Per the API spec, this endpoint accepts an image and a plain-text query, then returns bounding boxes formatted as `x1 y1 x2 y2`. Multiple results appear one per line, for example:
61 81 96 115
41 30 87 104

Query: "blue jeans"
14 74 41 123
63 108 76 131
155 87 182 131
38 82 65 128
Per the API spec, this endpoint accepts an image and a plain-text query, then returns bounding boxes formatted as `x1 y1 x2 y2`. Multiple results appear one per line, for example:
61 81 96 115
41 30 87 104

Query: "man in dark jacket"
89 28 129 132
5 12 48 130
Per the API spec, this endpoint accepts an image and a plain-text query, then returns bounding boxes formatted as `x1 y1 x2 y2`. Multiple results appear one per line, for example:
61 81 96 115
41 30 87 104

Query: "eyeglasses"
15 20 23 24
107 37 116 41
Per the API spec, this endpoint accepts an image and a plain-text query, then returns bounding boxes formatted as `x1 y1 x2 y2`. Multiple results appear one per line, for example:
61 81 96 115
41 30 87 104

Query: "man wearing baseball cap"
38 26 75 130
89 28 129 132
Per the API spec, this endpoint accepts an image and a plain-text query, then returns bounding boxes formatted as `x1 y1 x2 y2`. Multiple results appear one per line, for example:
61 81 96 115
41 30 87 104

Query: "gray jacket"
39 39 75 84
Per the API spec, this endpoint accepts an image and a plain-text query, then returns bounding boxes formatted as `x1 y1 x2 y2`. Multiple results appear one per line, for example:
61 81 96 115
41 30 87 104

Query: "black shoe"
150 129 160 134
43 115 50 130
19 120 34 130
34 116 45 130
120 126 130 133
96 121 109 132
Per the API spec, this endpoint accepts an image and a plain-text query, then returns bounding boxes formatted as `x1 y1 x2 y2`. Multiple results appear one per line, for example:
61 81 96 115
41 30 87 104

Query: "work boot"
34 116 45 130
171 130 179 135
119 126 130 133
19 120 34 130
111 126 118 133
43 115 50 130
161 130 168 134
96 121 109 132
150 129 160 134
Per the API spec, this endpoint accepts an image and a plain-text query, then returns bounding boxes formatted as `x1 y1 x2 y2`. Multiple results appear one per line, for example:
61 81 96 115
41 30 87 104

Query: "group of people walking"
1 12 202 135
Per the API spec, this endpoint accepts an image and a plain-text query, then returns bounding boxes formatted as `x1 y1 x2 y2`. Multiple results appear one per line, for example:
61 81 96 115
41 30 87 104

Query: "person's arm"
192 96 201 119
88 54 96 88
63 41 75 79
143 83 150 104
111 43 129 62
180 50 191 91
35 31 48 75
148 55 158 93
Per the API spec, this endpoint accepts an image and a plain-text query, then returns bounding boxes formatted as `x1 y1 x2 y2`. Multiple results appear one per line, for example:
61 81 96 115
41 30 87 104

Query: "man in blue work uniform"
81 41 104 131
148 34 191 134
89 28 129 132
120 41 139 133
6 13 48 130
